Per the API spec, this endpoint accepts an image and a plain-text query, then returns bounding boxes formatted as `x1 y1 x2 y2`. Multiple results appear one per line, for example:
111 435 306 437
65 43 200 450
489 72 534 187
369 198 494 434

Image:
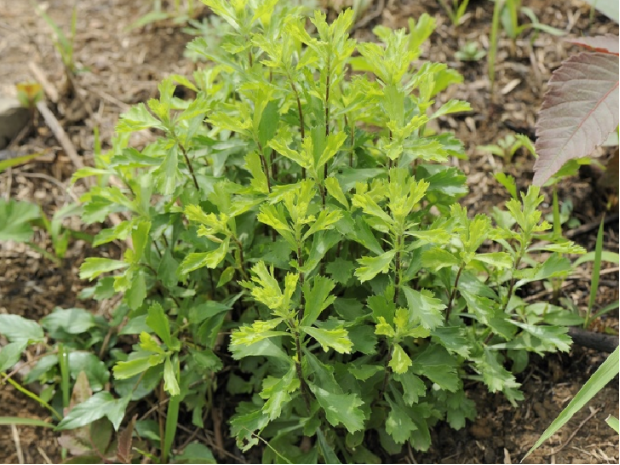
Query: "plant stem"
177 140 200 191
502 253 523 312
297 244 305 321
323 57 331 181
445 264 464 323
294 331 311 412
257 141 272 193
233 236 248 280
393 237 402 304
378 343 393 403
289 78 306 179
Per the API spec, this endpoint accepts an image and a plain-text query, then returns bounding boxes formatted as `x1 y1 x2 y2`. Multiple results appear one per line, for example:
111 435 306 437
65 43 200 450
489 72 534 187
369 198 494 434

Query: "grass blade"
585 216 605 328
523 346 619 459
0 417 54 428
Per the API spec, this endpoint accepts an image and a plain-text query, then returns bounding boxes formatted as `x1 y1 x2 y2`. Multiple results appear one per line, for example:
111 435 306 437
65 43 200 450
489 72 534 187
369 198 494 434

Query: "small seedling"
438 0 470 26
455 41 486 61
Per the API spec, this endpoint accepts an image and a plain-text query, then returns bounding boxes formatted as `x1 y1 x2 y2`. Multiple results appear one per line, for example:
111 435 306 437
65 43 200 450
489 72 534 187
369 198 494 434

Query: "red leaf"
533 52 619 185
116 415 137 464
567 34 619 55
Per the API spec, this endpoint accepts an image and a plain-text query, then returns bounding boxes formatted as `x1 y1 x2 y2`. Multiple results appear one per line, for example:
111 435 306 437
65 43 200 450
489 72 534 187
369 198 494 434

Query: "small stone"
0 96 29 149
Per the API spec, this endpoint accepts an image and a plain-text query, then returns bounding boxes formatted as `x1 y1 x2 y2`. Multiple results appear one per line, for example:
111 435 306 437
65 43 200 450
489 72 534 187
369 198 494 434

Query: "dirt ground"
0 0 618 463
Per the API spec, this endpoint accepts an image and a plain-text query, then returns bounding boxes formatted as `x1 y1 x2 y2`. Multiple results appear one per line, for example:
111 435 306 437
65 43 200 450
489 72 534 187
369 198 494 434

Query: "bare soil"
0 0 618 463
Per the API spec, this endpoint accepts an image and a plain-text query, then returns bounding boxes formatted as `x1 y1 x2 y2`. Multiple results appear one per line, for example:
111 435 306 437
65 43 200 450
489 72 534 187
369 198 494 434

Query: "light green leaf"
0 315 44 343
260 365 298 421
245 151 270 194
230 319 290 346
80 258 129 280
309 384 365 433
325 177 349 209
116 103 164 132
303 209 343 241
421 247 459 271
431 99 471 119
303 326 353 354
389 343 412 374
301 276 336 326
113 355 164 380
146 302 172 348
0 341 28 371
472 252 513 269
178 239 230 276
316 132 347 169
0 199 40 242
355 250 396 283
163 357 180 396
375 317 396 338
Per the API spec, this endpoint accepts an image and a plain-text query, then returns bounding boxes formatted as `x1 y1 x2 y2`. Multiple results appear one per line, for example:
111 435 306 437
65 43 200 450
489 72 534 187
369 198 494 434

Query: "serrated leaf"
355 250 396 283
389 343 412 374
116 103 164 132
303 209 343 241
230 319 290 346
260 365 298 421
533 52 619 185
309 384 365 433
325 177 349 209
303 326 353 354
386 399 417 444
421 247 459 271
301 276 336 326
178 239 230 275
402 287 445 331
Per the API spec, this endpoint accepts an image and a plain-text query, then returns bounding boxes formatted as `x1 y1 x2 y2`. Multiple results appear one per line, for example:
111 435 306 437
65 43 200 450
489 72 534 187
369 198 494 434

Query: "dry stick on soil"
11 424 24 465
28 62 59 104
565 213 619 239
36 446 52 465
546 407 601 457
35 101 83 170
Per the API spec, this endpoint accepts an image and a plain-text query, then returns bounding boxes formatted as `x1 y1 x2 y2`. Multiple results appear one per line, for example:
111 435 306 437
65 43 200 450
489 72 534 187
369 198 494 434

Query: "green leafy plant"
488 0 564 89
438 0 470 26
35 4 79 78
129 0 201 30
455 41 486 62
0 198 87 263
498 0 565 42
1 1 590 462
478 133 535 165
